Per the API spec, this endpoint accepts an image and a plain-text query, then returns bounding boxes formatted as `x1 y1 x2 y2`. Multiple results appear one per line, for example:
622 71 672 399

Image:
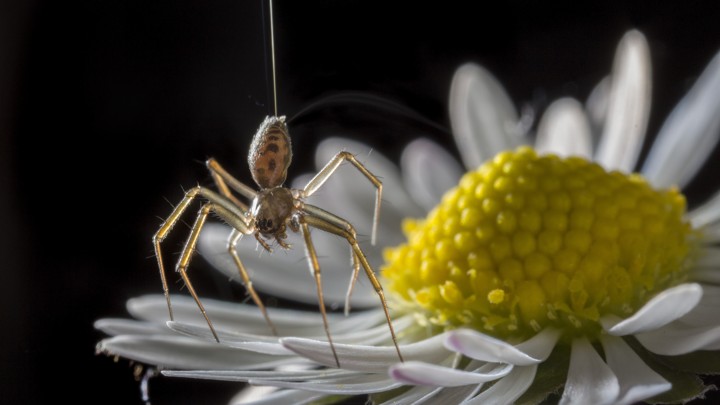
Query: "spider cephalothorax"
250 186 295 246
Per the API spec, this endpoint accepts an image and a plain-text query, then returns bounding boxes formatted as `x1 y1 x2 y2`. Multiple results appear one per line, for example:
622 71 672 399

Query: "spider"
153 115 404 367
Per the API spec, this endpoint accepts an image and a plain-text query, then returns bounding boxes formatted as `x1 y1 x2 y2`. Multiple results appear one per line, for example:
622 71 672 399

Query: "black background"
3 0 720 404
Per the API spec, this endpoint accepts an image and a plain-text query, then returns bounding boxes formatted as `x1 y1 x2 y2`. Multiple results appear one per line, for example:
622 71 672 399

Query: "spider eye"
257 218 273 232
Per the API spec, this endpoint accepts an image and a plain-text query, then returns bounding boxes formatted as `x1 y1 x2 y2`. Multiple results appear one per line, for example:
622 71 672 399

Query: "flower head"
96 30 720 404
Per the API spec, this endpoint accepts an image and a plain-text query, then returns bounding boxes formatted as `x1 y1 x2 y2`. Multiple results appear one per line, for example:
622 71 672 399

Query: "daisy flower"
96 30 720 404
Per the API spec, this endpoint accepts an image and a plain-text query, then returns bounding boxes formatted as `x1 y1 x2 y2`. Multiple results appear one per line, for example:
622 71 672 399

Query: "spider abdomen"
248 115 292 189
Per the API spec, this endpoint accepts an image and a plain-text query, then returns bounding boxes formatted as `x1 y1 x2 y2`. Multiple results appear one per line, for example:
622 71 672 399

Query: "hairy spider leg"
206 158 279 335
227 228 277 335
298 151 382 314
302 204 361 316
300 151 382 245
206 157 257 209
153 187 253 342
300 208 405 364
298 220 340 367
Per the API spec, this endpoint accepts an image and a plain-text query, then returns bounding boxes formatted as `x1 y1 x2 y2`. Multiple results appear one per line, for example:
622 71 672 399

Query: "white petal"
603 283 703 335
700 223 720 244
247 373 401 395
513 327 563 361
465 365 537 405
688 190 720 228
635 321 720 355
695 246 720 267
389 361 512 386
128 294 387 338
230 388 324 405
166 367 381 396
449 63 522 169
93 318 171 336
97 335 295 370
163 367 354 382
585 76 611 140
690 267 720 284
167 321 291 355
559 337 620 405
198 222 381 307
281 333 450 372
444 328 554 366
377 384 437 405
401 138 463 211
535 98 593 159
418 384 481 404
677 285 720 326
642 50 720 188
595 30 651 172
600 335 671 405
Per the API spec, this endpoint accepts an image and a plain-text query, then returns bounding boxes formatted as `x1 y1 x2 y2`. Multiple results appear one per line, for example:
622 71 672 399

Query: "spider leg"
299 151 382 246
301 209 404 363
206 158 257 210
154 186 253 342
227 229 277 336
296 219 340 367
303 204 360 316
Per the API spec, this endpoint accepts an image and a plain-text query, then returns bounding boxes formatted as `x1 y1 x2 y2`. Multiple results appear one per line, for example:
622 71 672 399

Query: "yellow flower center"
382 147 697 340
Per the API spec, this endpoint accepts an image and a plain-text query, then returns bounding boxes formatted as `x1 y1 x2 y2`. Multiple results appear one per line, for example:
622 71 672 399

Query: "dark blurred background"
3 0 720 403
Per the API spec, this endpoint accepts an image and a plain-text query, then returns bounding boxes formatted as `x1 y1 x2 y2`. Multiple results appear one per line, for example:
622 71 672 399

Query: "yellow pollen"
382 147 697 340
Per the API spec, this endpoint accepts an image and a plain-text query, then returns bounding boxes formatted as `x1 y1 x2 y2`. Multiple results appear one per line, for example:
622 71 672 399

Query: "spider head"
251 187 294 237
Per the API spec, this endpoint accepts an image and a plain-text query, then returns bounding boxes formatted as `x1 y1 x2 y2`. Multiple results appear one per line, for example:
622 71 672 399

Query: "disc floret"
382 147 696 340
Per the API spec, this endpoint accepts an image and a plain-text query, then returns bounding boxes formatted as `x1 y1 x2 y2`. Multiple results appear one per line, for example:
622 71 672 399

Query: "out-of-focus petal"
311 137 425 239
642 50 720 189
585 76 611 140
688 190 720 228
559 337 620 405
449 63 522 169
401 138 463 211
595 30 651 172
695 246 720 267
198 222 381 307
535 98 593 159
601 335 671 405
690 266 720 285
602 283 703 335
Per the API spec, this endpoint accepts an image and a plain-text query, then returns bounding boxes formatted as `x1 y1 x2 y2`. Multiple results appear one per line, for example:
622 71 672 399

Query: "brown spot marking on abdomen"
248 116 293 189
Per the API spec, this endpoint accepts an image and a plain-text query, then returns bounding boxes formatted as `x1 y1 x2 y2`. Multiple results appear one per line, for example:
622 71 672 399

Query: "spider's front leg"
154 187 253 342
206 158 279 335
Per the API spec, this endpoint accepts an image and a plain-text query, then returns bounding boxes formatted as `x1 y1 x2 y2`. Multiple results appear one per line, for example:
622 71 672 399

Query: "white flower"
96 30 720 404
